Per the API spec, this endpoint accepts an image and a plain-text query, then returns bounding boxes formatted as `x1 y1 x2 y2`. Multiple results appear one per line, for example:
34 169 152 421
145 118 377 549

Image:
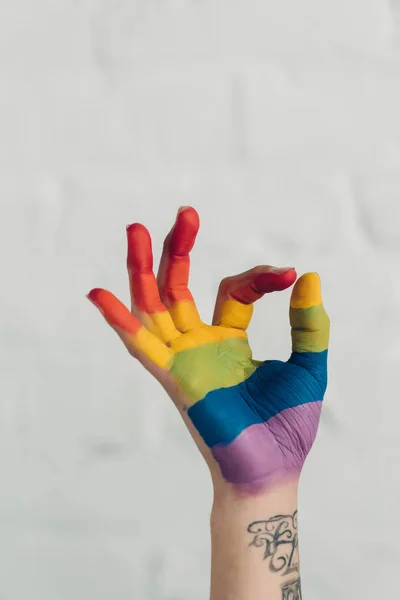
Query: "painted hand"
87 207 330 494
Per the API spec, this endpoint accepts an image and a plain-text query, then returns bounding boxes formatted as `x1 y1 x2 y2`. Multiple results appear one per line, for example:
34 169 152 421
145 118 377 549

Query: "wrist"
211 474 299 516
209 479 301 600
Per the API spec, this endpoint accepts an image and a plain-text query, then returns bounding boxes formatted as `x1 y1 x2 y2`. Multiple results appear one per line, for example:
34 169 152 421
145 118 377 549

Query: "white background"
1 1 400 598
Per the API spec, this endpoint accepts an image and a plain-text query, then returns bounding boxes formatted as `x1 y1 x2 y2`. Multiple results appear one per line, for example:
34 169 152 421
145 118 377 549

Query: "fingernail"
271 267 295 274
86 289 99 305
173 206 190 225
177 205 190 217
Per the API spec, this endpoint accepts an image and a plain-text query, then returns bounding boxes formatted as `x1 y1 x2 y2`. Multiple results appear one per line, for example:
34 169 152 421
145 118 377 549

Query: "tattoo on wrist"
247 510 299 575
282 578 302 600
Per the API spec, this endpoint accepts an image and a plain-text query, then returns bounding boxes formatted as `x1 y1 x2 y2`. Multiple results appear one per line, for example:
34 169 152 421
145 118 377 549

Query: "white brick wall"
1 1 399 598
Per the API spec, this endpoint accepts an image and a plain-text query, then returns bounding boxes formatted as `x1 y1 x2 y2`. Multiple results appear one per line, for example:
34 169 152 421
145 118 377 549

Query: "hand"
87 206 330 495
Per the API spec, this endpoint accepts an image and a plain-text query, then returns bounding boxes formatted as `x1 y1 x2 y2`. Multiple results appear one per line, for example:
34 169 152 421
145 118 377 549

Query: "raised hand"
87 206 329 495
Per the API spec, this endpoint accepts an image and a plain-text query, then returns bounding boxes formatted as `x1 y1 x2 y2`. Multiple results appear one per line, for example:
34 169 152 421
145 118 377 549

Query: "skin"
87 206 330 599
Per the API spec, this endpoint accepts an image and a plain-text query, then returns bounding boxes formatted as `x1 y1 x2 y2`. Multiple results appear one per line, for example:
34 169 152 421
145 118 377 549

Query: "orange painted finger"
212 265 297 331
87 288 174 369
126 223 181 344
157 206 202 332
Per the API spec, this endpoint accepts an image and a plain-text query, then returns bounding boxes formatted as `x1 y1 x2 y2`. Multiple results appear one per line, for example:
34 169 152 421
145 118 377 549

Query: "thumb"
288 272 330 379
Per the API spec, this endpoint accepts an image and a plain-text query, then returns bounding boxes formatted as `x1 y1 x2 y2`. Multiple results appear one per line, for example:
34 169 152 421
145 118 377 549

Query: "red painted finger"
157 206 202 332
126 223 181 344
212 266 297 330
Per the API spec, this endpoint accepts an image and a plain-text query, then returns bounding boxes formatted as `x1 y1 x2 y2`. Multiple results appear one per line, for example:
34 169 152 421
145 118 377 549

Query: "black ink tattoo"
247 510 298 575
282 578 302 600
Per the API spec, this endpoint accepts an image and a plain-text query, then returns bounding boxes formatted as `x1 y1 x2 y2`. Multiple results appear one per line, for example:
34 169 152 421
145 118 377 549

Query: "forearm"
210 480 301 600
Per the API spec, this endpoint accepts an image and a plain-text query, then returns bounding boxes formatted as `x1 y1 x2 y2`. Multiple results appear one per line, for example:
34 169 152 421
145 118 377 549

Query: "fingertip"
290 272 322 309
87 288 142 334
177 205 199 218
87 288 111 320
126 222 153 270
176 205 200 229
170 206 200 254
126 222 150 237
87 287 103 305
177 205 191 215
253 267 297 293
274 267 297 291
281 267 297 287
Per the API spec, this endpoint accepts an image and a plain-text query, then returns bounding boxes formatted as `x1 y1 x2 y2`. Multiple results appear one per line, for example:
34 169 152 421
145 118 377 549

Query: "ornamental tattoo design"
282 578 302 600
247 510 299 575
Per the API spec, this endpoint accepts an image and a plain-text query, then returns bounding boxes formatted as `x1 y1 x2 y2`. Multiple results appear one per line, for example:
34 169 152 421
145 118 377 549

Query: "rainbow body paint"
88 207 329 494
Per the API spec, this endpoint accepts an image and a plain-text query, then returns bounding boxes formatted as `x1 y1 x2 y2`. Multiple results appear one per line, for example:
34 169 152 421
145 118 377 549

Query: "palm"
88 207 329 493
169 325 256 401
168 324 327 488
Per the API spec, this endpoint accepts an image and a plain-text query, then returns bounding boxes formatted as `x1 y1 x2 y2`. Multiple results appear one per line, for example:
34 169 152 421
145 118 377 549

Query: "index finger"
212 265 297 331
